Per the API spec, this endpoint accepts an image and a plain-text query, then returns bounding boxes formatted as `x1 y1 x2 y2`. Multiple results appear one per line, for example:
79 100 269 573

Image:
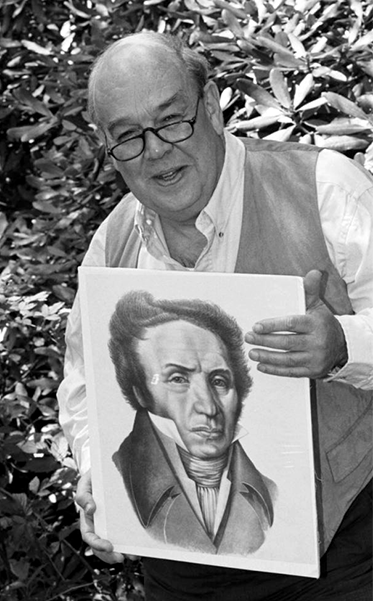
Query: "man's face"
93 42 225 224
136 320 240 459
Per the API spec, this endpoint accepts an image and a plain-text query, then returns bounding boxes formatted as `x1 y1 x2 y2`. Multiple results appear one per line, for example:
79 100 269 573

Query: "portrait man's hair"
108 290 252 412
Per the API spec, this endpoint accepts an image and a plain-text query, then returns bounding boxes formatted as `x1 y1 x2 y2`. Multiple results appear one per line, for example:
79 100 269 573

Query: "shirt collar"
195 130 245 235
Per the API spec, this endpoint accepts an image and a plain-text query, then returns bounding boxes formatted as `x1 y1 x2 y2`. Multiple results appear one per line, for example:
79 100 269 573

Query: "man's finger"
256 363 310 378
247 315 310 337
75 470 95 513
92 549 125 564
246 332 308 351
249 349 310 368
79 505 124 564
304 269 323 310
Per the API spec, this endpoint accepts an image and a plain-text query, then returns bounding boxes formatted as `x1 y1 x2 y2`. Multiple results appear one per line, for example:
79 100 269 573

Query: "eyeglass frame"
106 98 202 162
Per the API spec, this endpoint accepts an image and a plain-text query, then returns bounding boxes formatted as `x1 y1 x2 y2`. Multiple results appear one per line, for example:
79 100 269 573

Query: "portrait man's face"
136 320 240 460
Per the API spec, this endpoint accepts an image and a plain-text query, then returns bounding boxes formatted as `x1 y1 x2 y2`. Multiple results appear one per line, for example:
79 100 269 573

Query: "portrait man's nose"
191 377 221 417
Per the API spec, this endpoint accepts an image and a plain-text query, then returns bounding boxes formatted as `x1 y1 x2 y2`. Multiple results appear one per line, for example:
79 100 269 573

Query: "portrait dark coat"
112 409 277 555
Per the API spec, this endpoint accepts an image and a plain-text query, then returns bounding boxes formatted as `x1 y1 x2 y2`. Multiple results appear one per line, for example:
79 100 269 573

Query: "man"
58 31 372 600
108 290 276 554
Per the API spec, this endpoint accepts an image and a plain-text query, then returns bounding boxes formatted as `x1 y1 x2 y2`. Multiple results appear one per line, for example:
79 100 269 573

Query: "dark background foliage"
0 0 372 599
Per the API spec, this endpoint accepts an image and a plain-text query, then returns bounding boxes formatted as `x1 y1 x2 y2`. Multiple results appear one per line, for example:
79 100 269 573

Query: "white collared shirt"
58 131 373 473
135 131 245 273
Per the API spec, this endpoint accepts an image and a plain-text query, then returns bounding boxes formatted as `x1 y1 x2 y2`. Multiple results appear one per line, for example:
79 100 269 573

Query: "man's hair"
108 290 252 412
88 32 210 130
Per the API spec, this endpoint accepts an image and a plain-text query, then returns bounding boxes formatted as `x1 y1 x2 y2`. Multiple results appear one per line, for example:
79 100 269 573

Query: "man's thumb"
304 270 323 310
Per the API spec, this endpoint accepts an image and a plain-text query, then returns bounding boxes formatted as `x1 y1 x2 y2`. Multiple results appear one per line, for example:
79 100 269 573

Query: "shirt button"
219 231 224 238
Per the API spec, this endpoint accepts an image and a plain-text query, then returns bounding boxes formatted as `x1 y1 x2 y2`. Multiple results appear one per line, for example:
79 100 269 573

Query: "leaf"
232 114 281 131
264 126 296 142
357 94 373 112
32 200 62 214
351 30 373 51
34 159 65 177
29 476 40 494
10 559 30 581
322 92 368 120
184 0 214 13
236 78 282 110
0 212 8 239
214 0 247 19
269 68 291 108
220 87 233 110
256 35 304 67
222 8 243 37
316 118 372 135
357 60 373 78
293 74 314 109
287 32 307 57
300 97 327 112
63 0 92 18
13 88 52 118
315 135 369 151
17 440 39 454
7 119 57 142
0 37 22 48
21 40 51 55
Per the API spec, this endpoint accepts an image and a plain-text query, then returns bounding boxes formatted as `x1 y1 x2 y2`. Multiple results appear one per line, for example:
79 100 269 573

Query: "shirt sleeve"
57 218 108 473
316 150 373 389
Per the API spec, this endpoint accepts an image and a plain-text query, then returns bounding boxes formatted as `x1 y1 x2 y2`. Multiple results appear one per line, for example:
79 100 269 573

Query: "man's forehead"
96 40 189 91
93 41 195 126
139 320 229 362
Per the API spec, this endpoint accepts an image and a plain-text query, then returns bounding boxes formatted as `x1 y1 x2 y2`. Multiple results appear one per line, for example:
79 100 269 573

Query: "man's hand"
76 471 124 564
245 270 348 379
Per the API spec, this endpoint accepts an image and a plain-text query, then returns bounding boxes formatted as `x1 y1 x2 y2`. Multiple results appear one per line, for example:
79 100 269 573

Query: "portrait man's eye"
210 373 231 392
167 372 189 385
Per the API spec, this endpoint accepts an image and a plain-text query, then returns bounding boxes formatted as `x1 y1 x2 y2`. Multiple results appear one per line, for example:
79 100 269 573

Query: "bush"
1 0 372 599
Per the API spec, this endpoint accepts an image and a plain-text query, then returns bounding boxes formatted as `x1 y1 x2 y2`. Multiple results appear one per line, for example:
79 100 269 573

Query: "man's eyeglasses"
106 99 201 162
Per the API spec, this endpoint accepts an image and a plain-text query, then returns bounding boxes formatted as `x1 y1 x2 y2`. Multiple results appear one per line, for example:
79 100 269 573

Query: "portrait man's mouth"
192 426 224 439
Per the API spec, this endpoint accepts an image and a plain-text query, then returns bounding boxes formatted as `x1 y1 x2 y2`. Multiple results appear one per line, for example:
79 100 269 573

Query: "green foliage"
0 0 372 599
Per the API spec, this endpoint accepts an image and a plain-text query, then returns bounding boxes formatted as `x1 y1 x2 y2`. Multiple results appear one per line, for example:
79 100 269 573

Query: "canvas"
79 267 319 577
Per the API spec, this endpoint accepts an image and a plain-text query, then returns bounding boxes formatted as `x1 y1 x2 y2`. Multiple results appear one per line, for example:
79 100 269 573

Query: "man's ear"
133 386 147 409
202 80 225 136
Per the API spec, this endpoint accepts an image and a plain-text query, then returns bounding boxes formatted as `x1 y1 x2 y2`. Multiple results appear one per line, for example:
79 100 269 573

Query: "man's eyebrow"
162 365 233 376
162 362 195 372
106 93 189 136
210 368 233 378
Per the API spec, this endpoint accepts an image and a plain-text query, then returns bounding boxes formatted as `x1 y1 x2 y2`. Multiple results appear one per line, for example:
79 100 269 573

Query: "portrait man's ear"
133 386 147 409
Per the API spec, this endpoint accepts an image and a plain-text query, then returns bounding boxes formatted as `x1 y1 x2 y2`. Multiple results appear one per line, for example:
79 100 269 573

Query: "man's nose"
192 378 219 416
143 129 171 160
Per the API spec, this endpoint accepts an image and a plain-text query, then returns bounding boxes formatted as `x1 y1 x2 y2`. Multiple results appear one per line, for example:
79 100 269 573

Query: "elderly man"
58 31 373 601
108 290 276 554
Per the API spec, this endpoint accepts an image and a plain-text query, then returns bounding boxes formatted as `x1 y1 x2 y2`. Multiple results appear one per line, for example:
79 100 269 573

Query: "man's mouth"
153 166 184 185
192 426 224 439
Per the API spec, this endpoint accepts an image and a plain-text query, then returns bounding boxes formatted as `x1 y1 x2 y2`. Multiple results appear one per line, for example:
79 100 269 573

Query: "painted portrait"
79 268 319 577
108 290 277 555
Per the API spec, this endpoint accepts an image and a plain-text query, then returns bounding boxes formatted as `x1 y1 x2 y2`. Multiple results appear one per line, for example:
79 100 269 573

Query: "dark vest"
105 139 372 553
